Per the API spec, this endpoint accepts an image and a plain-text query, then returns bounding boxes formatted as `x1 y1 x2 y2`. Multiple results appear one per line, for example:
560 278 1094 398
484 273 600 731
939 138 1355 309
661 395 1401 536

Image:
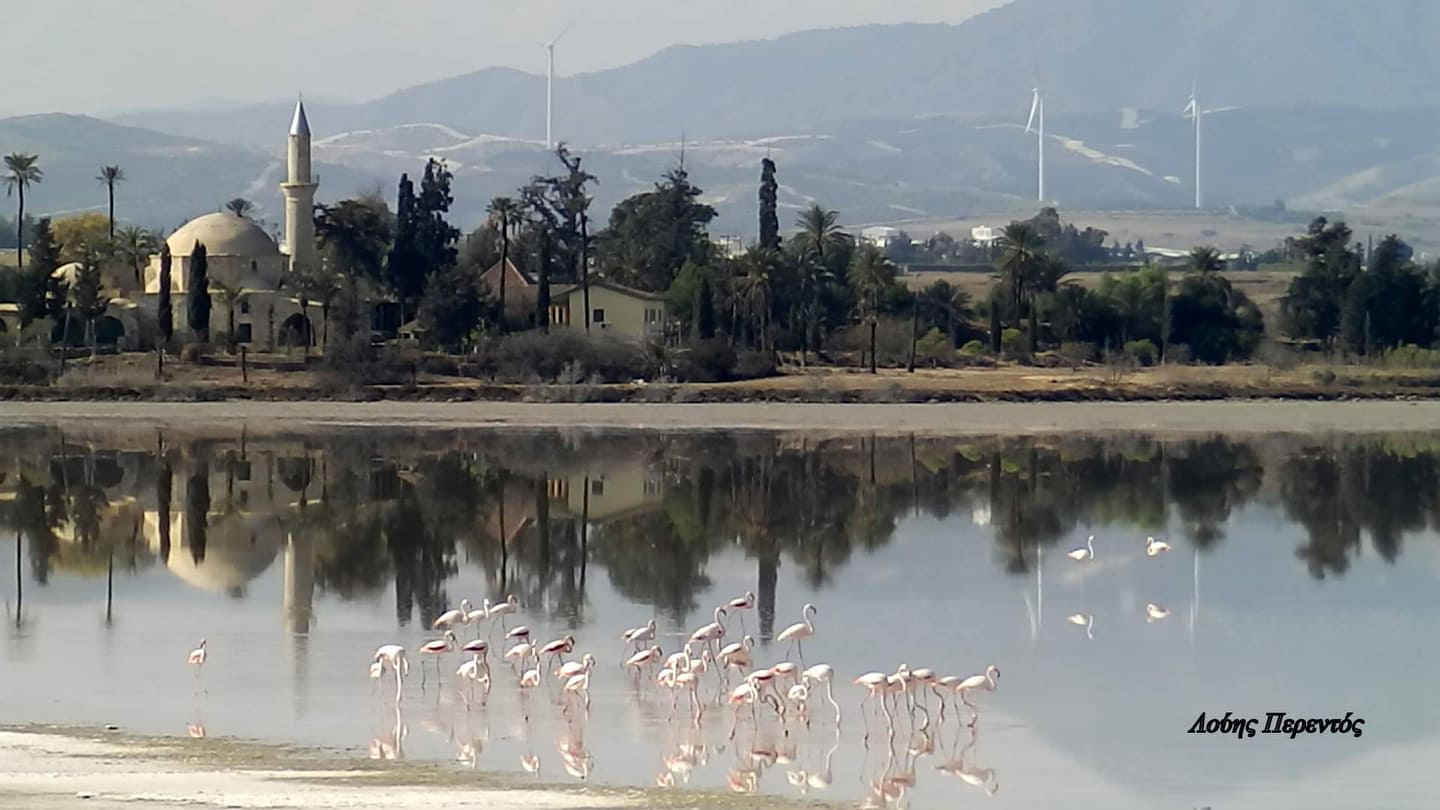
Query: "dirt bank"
2 400 1439 438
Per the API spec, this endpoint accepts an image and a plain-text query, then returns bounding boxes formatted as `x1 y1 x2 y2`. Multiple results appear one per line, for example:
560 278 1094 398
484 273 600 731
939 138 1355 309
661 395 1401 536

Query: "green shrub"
494 332 650 383
1312 368 1338 385
1383 344 1440 369
676 339 737 382
1124 339 1158 367
0 346 56 383
1000 328 1025 358
959 339 988 356
914 328 954 368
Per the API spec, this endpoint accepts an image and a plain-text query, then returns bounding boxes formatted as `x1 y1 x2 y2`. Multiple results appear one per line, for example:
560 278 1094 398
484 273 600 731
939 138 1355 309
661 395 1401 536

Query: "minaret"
281 98 318 272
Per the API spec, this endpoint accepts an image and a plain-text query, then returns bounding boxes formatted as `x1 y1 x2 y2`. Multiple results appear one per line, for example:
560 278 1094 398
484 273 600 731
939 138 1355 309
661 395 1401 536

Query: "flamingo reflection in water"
936 722 999 796
368 704 407 761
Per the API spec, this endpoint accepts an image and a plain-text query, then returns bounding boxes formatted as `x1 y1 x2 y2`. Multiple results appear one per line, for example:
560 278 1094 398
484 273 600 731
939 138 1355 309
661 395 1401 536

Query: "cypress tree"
186 241 211 342
158 243 173 343
759 158 780 251
696 275 716 339
18 217 59 326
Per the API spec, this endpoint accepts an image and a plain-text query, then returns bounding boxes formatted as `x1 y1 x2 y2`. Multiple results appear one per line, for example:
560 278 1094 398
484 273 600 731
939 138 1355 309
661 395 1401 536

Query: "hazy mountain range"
8 0 1440 244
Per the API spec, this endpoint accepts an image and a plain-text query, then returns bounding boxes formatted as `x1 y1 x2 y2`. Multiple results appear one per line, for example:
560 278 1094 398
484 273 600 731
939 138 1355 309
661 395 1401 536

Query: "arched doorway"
94 316 125 347
279 313 314 348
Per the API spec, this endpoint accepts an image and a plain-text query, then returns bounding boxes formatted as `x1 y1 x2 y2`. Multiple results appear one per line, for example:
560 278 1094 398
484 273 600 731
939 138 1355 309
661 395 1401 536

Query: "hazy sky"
4 0 1006 116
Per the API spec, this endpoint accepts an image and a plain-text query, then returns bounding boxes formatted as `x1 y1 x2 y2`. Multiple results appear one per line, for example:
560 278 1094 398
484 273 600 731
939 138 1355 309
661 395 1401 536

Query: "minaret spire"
281 96 318 272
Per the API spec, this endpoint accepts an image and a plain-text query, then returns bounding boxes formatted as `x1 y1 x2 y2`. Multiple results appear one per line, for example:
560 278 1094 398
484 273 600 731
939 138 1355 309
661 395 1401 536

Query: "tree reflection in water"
1 428 1439 630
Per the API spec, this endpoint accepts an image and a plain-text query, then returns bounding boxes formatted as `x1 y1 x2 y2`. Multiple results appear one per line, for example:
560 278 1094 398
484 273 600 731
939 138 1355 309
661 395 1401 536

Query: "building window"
591 478 605 496
235 462 252 482
240 299 251 314
644 478 660 496
646 308 662 324
236 324 253 343
592 308 605 324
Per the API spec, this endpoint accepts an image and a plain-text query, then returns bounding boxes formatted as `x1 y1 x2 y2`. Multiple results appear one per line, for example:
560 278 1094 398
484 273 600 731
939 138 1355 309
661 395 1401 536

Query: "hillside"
114 0 1440 149
14 104 1440 252
0 114 376 233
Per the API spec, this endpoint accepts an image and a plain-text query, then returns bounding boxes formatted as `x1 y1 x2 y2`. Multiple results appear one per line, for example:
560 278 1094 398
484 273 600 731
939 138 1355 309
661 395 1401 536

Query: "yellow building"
546 280 668 343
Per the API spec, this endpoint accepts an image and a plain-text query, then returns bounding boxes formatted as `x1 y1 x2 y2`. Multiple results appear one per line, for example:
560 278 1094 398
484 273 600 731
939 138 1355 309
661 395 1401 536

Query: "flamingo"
187 639 207 690
485 594 520 633
461 638 490 657
726 591 756 633
373 644 408 702
418 631 458 686
933 675 962 721
621 619 657 652
625 645 663 672
718 635 755 678
909 667 938 711
1068 535 1095 561
689 607 728 655
726 681 761 739
1146 603 1171 622
538 634 575 668
369 660 385 688
1146 536 1172 556
505 625 532 643
802 664 841 726
956 665 1000 725
855 672 893 739
1067 613 1095 639
673 670 702 721
555 653 596 681
769 661 799 684
776 604 818 663
519 667 542 689
786 682 811 726
664 644 694 674
504 641 536 672
456 657 492 703
562 670 592 711
433 599 475 631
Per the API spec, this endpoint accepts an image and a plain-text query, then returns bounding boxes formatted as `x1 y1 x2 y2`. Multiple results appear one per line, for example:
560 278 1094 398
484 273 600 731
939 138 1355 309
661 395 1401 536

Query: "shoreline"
3 400 1440 436
0 726 812 810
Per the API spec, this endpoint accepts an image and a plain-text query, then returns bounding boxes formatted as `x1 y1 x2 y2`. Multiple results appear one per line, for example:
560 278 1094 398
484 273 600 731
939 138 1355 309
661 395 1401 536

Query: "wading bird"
1146 536 1172 556
187 639 208 690
433 599 475 631
1068 535 1095 561
776 604 818 663
1146 603 1171 622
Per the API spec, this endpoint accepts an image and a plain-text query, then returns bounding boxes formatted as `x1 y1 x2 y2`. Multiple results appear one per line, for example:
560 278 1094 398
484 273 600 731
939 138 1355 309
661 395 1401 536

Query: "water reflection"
6 431 1439 617
4 427 1440 808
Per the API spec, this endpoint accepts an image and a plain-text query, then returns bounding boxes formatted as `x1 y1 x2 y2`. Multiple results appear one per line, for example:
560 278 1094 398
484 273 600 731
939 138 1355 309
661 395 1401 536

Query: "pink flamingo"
726 591 756 633
433 599 475 631
802 664 841 727
538 634 575 669
689 607 728 656
373 644 408 702
417 631 458 687
621 619 657 653
955 665 1000 724
555 653 596 681
625 645 663 673
562 670 591 712
484 594 520 634
855 671 894 740
187 639 207 691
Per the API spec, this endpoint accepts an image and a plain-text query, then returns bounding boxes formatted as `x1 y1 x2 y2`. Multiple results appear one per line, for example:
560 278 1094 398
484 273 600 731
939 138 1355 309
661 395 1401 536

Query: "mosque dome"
166 212 278 258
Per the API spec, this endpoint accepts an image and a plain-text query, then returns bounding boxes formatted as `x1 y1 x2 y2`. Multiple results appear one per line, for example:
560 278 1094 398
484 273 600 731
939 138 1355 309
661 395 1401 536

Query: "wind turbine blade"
1026 90 1040 134
549 13 583 47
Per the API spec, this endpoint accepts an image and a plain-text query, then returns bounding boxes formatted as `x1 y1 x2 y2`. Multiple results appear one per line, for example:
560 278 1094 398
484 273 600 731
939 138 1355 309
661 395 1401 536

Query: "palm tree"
3 153 42 271
486 196 521 335
1188 246 1224 275
225 198 256 219
114 226 156 289
794 204 846 265
793 205 847 363
735 251 776 352
847 244 896 373
997 222 1046 352
96 165 125 241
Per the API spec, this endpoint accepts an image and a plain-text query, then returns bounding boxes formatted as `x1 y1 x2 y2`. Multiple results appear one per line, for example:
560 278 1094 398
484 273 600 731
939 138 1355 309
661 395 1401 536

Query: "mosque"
0 102 327 347
137 99 321 349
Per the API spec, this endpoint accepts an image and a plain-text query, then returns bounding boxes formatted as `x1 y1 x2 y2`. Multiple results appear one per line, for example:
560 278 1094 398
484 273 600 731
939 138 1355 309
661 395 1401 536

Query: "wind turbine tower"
1184 87 1203 209
544 17 579 150
1026 87 1046 202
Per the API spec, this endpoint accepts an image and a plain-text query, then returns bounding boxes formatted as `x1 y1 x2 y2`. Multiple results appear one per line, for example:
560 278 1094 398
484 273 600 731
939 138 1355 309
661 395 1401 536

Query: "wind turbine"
544 16 581 150
1183 86 1203 209
1025 86 1046 202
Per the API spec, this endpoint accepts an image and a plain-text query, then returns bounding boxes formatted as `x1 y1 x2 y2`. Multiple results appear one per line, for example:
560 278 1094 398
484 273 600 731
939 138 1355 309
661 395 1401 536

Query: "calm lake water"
2 425 1438 808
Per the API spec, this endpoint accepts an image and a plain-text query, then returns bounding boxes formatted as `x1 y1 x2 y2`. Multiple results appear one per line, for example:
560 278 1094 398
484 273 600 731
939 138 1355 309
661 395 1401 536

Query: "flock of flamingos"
182 533 1174 801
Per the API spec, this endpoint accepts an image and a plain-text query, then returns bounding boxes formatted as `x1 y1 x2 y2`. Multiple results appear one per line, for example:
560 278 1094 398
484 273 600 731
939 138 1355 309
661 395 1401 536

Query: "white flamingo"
621 619 657 652
1146 603 1171 622
433 599 474 631
1146 536 1172 556
776 604 818 663
1068 535 1095 561
726 591 756 633
689 607 728 655
803 664 841 727
1067 613 1094 639
956 665 1000 725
